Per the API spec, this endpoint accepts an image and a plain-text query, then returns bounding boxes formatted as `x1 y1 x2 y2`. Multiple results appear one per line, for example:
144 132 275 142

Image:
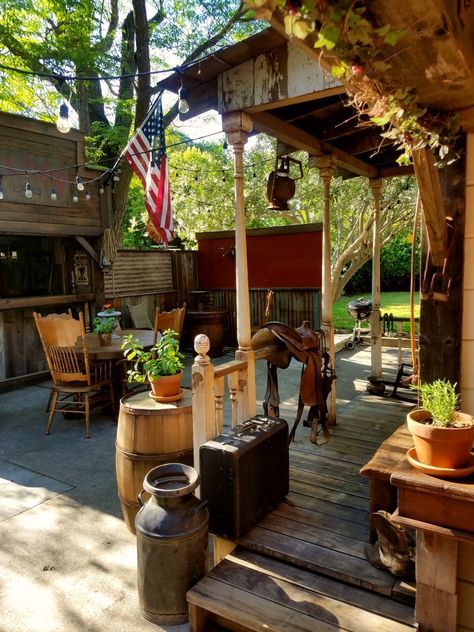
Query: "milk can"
135 463 209 625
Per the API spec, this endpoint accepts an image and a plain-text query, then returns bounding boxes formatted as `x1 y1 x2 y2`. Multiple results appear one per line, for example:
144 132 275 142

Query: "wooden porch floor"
188 348 417 631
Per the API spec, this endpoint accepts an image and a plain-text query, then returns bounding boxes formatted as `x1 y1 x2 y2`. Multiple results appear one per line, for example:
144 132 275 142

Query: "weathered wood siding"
206 288 321 348
103 249 199 328
0 112 109 236
104 250 175 297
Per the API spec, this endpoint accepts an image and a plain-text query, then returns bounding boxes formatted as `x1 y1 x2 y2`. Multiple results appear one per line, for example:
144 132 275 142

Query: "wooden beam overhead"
412 148 448 266
250 110 378 178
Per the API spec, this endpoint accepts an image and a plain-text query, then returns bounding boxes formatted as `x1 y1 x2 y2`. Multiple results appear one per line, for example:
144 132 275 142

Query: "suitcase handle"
237 418 265 436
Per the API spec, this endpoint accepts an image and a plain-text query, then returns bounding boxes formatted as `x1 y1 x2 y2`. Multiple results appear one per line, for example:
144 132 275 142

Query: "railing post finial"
194 334 210 365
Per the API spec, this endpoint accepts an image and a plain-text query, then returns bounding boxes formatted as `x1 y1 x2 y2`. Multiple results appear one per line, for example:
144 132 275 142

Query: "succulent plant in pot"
122 328 185 401
408 379 474 469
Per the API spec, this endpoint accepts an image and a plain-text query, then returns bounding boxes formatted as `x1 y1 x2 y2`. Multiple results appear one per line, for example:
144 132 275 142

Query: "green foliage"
412 379 460 428
121 328 184 382
93 316 116 334
345 232 420 294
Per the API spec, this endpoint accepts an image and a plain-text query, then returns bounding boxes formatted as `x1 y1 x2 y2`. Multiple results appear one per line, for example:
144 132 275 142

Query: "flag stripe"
122 96 173 245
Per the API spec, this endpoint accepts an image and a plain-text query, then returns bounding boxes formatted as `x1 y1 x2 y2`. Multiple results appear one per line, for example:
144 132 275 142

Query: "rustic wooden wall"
184 287 321 349
0 112 109 237
103 249 198 327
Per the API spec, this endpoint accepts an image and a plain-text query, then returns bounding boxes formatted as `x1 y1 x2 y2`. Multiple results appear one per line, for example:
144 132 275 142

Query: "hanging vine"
246 0 461 166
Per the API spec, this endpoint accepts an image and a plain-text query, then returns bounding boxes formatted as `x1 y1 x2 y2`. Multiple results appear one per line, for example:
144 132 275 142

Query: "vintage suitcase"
199 415 289 539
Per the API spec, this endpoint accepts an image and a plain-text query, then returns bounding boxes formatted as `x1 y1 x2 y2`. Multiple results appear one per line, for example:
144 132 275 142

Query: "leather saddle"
251 320 336 444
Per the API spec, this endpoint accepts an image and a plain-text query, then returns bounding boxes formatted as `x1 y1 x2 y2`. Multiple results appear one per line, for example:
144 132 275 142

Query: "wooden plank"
239 526 396 595
290 479 368 511
230 549 415 625
412 148 447 266
457 580 474 631
188 575 342 631
271 500 368 540
256 512 368 558
206 555 413 632
290 466 369 498
458 543 474 581
415 531 458 632
287 489 368 524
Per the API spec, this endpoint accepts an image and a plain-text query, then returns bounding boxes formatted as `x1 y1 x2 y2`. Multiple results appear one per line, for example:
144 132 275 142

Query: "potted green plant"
408 379 474 469
93 316 116 346
121 328 185 401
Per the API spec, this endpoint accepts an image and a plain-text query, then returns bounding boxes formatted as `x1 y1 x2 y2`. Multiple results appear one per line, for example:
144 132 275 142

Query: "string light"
25 181 33 198
85 190 91 201
75 175 85 191
50 186 58 201
56 102 71 134
178 74 190 115
72 191 79 203
99 184 105 194
0 176 3 200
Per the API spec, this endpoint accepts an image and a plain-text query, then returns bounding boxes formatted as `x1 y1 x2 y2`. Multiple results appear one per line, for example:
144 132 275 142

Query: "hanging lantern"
266 156 303 211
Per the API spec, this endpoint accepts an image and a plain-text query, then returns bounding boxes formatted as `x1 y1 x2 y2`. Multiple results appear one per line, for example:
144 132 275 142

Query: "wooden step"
187 548 415 632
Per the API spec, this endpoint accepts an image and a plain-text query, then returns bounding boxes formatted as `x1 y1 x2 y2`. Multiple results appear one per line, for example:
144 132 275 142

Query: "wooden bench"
187 547 415 631
360 424 414 542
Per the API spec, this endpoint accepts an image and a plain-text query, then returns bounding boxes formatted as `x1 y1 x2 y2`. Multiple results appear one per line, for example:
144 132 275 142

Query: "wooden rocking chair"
34 311 115 438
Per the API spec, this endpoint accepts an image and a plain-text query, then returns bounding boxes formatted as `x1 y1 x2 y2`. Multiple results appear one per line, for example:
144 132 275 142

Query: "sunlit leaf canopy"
0 0 417 298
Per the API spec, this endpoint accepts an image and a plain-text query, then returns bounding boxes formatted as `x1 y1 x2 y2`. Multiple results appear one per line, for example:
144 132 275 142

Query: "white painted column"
369 178 384 385
222 112 256 419
461 133 474 413
312 154 337 425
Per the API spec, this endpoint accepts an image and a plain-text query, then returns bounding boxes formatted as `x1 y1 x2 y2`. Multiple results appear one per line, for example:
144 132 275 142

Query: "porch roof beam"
251 110 378 178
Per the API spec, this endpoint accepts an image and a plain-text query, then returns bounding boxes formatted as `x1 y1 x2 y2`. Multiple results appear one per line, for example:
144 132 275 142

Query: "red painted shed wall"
197 225 322 289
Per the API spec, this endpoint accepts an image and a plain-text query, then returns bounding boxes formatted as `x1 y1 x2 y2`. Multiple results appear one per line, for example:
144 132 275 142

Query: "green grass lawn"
333 292 420 332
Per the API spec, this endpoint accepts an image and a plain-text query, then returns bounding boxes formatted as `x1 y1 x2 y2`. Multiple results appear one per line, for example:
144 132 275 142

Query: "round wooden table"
80 329 155 361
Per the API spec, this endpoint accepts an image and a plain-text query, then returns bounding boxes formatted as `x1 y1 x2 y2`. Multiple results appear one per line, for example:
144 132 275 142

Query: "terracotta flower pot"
407 409 474 469
149 371 183 401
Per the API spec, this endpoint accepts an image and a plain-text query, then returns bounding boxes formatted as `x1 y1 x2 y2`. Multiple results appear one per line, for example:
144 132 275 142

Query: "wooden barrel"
116 389 193 533
185 309 227 357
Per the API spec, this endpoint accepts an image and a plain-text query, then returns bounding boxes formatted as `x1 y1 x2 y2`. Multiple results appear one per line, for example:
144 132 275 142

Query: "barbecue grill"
346 298 372 350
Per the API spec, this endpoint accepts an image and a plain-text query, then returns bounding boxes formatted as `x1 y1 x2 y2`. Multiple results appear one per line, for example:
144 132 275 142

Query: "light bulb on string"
178 73 190 115
99 184 105 194
85 190 91 201
0 176 3 200
25 181 33 199
72 191 79 203
56 102 71 134
75 175 84 191
50 186 58 201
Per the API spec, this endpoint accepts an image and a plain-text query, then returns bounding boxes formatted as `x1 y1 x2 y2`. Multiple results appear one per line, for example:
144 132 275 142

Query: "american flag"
123 96 173 245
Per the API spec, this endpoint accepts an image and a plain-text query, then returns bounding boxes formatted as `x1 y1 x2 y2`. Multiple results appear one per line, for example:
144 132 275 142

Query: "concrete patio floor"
0 339 411 632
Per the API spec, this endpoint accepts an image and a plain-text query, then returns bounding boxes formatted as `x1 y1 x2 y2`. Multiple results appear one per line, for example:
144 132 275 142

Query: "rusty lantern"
266 156 303 211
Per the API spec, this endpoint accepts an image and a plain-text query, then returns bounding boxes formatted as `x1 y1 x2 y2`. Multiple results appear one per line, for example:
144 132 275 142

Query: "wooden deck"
188 370 417 631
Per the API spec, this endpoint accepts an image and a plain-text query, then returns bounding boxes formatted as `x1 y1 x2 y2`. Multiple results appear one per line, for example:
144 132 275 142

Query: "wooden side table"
391 459 474 632
359 423 413 542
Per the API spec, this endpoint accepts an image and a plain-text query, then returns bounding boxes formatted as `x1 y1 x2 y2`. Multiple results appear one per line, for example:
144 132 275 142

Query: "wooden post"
461 133 474 414
311 154 337 425
415 531 458 632
369 178 384 386
222 112 256 422
191 334 215 485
